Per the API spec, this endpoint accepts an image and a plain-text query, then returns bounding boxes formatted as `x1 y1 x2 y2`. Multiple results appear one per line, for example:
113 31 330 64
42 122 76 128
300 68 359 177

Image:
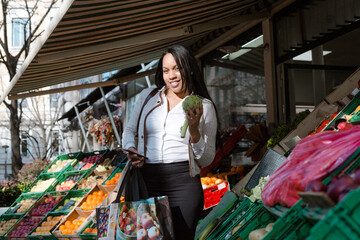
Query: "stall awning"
1 0 285 102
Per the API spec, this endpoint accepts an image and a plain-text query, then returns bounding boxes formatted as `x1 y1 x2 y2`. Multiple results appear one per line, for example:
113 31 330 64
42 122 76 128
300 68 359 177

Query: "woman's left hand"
186 103 203 143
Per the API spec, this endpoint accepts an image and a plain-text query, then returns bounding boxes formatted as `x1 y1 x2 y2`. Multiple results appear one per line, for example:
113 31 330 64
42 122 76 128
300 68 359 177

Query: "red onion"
305 180 327 192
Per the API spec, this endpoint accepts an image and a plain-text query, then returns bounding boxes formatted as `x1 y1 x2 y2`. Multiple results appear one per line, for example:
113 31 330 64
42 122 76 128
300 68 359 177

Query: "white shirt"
145 91 205 163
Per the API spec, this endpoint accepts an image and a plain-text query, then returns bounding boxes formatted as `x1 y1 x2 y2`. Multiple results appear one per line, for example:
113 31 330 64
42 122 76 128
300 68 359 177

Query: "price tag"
10 204 21 213
217 182 227 190
59 200 76 211
74 162 86 170
61 161 73 171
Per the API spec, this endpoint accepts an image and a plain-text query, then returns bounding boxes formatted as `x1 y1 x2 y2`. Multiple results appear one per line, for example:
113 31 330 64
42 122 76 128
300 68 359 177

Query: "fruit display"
0 219 17 235
77 173 110 189
56 174 83 191
95 156 115 173
29 178 56 193
54 197 83 212
31 216 64 235
104 172 121 186
75 154 102 171
46 159 76 173
11 198 37 214
83 226 97 234
9 217 42 238
30 196 62 216
58 217 86 235
79 190 108 211
201 176 226 189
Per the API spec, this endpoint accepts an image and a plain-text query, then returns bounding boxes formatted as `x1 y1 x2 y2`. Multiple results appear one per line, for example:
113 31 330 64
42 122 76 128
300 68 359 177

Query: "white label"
217 182 226 190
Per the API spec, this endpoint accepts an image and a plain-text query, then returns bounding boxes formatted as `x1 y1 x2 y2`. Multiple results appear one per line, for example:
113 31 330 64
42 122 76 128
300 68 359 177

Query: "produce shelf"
51 189 89 215
27 214 66 240
79 220 97 240
3 192 43 217
54 169 89 193
22 172 59 195
41 152 82 175
73 150 108 172
0 214 23 240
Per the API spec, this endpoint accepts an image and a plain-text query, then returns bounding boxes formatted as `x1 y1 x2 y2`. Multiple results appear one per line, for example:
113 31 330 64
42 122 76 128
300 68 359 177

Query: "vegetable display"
261 126 360 207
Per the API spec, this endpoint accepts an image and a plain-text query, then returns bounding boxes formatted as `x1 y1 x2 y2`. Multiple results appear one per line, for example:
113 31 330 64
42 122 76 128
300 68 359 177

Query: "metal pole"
99 87 121 146
74 105 91 151
2 145 9 179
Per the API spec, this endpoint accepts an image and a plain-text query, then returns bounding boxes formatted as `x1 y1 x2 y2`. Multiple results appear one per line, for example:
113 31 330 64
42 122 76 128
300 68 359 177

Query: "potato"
249 228 268 240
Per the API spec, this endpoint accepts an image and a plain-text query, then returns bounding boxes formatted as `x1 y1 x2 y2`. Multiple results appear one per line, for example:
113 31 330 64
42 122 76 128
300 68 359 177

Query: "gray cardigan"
122 87 217 177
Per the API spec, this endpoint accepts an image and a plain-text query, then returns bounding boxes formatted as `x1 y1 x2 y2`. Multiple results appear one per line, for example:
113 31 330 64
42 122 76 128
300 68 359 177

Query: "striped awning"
4 0 282 100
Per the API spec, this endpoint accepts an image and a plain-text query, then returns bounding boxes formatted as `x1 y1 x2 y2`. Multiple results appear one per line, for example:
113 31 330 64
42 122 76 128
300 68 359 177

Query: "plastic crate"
3 192 43 216
203 181 230 210
229 203 277 240
22 172 59 195
324 91 360 130
5 216 44 239
73 150 108 172
102 164 126 187
262 201 313 240
79 220 97 239
206 197 252 240
27 214 66 240
26 192 66 218
0 214 23 240
51 189 89 215
54 170 89 192
42 152 82 174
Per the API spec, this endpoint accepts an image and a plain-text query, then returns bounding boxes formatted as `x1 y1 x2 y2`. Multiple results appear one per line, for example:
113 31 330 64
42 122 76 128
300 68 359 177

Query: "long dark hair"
155 45 222 149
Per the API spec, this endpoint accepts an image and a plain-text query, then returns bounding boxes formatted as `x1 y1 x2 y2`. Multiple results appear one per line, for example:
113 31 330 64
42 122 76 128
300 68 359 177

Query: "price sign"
59 200 76 211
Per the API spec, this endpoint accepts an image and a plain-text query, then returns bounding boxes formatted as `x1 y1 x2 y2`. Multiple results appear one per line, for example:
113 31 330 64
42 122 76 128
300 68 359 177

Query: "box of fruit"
26 193 65 218
0 214 23 240
79 220 97 240
52 208 92 240
76 184 112 214
51 189 89 215
54 170 89 192
102 166 124 187
73 150 108 172
5 216 44 239
22 173 59 195
27 214 66 240
3 192 43 217
203 180 230 210
42 152 83 175
75 170 111 191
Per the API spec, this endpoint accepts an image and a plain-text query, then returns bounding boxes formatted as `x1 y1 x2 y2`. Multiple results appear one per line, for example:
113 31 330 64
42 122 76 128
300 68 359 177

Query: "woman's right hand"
127 147 146 167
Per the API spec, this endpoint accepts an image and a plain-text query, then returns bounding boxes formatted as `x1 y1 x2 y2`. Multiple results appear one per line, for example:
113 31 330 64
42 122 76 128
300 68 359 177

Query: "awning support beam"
74 105 91 151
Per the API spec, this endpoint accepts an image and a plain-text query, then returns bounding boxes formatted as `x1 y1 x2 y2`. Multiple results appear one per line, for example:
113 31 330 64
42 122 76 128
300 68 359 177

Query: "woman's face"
162 53 187 97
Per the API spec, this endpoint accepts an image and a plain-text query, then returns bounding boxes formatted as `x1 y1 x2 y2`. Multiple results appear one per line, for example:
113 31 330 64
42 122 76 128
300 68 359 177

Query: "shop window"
12 18 29 47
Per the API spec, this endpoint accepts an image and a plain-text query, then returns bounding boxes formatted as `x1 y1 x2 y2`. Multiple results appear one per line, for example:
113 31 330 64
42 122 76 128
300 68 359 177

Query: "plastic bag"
262 126 360 207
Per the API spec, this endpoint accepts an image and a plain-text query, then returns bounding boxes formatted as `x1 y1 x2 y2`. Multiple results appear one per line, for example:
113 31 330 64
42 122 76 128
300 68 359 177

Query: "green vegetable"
180 95 202 138
249 176 270 202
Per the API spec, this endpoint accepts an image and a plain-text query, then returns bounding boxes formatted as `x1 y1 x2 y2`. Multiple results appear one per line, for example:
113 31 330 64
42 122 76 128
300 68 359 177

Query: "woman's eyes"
163 68 179 73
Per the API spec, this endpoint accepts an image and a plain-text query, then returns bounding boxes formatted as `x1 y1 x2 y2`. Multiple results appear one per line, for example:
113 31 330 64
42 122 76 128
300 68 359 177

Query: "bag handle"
114 164 149 203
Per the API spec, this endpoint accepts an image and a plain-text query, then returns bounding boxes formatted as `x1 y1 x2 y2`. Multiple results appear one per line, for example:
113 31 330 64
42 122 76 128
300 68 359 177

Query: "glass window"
50 93 60 108
12 18 29 47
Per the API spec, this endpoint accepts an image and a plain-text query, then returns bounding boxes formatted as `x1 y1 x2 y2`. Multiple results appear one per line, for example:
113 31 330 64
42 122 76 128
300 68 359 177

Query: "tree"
0 0 58 176
21 94 66 160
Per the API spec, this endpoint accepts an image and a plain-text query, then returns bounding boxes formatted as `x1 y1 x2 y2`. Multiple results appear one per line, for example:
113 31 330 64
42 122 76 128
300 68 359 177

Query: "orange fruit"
92 228 97 233
98 190 104 196
65 221 72 227
59 225 65 231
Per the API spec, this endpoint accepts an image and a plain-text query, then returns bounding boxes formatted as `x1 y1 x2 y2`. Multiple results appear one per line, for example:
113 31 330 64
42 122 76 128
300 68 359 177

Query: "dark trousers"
141 161 204 240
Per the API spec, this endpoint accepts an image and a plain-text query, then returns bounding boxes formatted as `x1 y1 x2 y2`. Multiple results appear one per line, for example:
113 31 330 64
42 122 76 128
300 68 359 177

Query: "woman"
122 45 218 239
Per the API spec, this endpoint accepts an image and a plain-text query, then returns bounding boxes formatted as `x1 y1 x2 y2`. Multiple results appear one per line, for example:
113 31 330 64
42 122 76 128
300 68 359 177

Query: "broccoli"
180 95 202 138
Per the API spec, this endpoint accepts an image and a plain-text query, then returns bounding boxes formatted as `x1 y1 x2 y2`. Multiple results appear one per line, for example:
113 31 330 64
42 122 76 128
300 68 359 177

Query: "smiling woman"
122 45 220 239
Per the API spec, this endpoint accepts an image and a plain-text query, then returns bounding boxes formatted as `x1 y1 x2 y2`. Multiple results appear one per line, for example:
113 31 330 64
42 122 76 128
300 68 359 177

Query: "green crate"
79 220 97 239
42 152 82 174
3 192 43 216
214 200 261 240
22 173 59 195
335 187 360 227
229 203 277 240
73 150 108 172
308 209 360 240
324 91 360 131
102 164 126 186
262 201 313 240
26 192 67 218
0 214 23 240
54 170 89 193
195 191 240 240
27 214 66 240
51 189 89 215
206 197 251 240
